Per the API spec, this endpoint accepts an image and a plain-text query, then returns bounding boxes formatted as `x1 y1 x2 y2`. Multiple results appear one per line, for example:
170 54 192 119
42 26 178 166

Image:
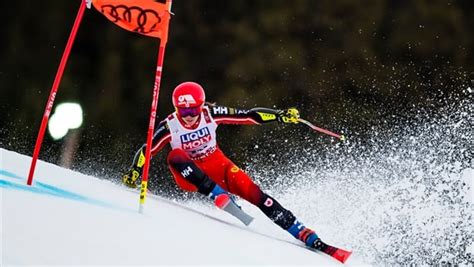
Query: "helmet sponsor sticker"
178 94 197 107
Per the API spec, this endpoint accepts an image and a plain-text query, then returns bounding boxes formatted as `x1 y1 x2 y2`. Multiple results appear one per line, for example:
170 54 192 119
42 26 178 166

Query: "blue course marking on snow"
0 169 127 211
0 170 23 180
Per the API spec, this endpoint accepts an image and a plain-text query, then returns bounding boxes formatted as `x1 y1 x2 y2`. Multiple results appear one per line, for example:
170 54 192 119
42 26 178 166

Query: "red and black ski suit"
132 105 297 230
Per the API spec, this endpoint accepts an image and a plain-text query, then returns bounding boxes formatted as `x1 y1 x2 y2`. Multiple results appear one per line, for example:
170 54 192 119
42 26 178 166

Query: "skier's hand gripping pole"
122 168 141 188
277 108 300 124
122 149 145 188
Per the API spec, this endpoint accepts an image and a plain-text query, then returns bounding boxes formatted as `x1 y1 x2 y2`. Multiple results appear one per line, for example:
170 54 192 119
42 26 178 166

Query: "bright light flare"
48 102 83 140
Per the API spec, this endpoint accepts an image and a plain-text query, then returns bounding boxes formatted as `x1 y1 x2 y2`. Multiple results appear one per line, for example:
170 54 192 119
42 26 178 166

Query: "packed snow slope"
0 148 363 266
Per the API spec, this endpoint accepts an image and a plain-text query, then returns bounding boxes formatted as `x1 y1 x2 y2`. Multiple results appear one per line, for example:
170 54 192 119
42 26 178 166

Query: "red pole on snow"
139 44 167 213
136 0 173 213
27 1 87 185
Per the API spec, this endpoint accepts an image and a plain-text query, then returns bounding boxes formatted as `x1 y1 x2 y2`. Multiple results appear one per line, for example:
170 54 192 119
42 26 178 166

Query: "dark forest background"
1 0 473 191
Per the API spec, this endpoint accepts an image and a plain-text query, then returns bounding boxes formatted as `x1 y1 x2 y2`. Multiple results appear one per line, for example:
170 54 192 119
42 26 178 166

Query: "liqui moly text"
180 127 212 149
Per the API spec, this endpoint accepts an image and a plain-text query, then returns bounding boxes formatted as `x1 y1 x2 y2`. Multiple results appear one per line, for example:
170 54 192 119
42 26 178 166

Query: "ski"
124 183 254 225
321 247 352 264
123 184 349 263
214 194 254 226
308 239 352 264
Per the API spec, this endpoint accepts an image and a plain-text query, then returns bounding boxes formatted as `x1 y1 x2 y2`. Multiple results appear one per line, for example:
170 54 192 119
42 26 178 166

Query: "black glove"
122 149 145 188
277 108 300 124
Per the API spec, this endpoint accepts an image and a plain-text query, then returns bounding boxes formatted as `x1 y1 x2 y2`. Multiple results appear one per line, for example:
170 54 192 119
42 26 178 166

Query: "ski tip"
333 249 352 264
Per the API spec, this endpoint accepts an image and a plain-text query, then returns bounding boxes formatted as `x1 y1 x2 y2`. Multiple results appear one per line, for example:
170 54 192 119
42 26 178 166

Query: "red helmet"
172 82 206 108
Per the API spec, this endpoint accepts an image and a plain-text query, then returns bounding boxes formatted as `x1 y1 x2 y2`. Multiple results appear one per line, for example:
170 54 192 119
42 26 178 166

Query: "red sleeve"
214 116 259 125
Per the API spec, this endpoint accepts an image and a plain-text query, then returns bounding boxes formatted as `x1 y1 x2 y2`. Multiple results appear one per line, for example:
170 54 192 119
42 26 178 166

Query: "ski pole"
298 118 346 141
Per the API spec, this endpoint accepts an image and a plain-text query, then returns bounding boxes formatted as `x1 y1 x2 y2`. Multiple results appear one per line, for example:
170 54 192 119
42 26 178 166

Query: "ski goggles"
177 106 202 117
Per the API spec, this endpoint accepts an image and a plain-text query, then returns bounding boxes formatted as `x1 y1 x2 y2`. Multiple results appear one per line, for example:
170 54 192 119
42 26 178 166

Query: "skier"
122 81 351 263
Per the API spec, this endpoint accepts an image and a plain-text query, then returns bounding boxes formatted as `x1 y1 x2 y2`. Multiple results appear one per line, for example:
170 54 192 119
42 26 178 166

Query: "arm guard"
209 105 281 125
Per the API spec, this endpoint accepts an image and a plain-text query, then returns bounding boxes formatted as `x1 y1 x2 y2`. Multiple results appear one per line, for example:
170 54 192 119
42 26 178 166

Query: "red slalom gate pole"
27 1 87 185
136 0 172 213
139 45 167 213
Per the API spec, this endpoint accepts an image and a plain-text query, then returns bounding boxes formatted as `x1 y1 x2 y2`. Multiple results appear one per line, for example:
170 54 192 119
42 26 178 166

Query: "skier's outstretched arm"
122 120 171 188
209 105 300 125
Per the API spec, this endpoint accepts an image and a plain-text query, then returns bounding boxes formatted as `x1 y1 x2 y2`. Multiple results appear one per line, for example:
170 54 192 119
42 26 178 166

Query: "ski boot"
287 220 352 263
209 185 254 226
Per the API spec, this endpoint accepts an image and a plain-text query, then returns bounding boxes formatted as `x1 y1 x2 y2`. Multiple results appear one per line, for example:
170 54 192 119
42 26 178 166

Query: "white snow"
1 148 366 266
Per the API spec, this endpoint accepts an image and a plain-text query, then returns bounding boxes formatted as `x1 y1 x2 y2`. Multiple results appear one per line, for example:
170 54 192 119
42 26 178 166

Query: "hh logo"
181 166 193 177
213 106 228 114
178 94 196 107
180 127 212 149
